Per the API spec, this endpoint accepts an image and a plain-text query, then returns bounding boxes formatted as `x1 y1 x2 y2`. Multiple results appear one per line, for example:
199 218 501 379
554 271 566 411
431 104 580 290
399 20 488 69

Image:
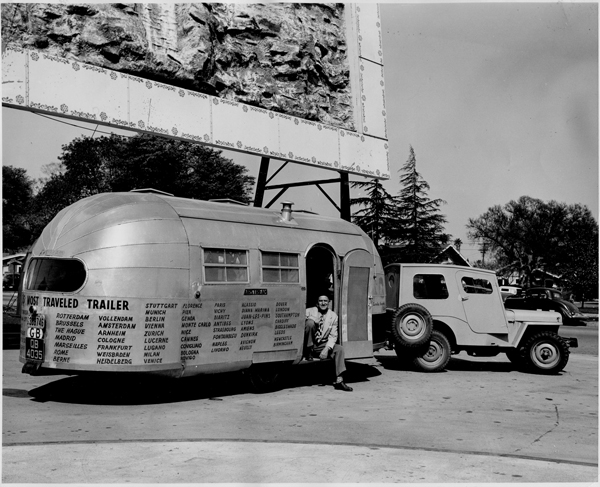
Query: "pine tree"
350 178 398 248
395 146 450 262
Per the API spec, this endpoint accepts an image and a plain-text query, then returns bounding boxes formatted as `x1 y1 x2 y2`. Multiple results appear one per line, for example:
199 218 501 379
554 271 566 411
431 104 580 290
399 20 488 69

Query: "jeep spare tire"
391 303 433 348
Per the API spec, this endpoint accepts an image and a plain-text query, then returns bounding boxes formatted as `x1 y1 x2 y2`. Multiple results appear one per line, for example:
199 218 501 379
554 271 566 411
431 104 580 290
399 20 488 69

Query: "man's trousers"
304 318 347 377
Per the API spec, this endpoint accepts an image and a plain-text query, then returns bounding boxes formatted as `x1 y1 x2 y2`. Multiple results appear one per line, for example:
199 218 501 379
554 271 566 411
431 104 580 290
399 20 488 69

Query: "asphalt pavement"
3 348 597 483
2 292 597 482
3 437 597 483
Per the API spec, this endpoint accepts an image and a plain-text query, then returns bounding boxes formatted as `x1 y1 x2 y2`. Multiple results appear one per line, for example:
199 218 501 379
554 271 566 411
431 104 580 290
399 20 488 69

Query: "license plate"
28 314 45 328
25 336 44 362
25 314 46 362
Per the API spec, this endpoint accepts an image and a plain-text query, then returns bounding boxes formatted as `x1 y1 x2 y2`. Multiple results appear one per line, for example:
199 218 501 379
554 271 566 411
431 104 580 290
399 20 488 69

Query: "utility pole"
480 242 488 264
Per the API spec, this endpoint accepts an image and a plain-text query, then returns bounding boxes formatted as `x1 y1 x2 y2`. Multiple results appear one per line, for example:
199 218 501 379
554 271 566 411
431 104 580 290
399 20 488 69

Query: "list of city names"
31 295 303 367
273 301 300 348
179 302 205 362
52 311 90 364
141 302 177 365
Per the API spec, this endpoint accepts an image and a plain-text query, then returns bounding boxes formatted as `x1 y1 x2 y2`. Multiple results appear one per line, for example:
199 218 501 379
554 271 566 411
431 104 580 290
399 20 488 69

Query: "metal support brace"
252 156 352 220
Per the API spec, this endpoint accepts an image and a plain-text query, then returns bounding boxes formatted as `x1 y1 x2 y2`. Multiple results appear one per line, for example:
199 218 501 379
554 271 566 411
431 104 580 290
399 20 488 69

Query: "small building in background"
3 253 26 289
432 245 471 267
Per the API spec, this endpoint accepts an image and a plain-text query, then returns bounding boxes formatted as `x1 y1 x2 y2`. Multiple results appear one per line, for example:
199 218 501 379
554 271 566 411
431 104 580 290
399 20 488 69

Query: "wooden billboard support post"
253 157 271 208
340 172 351 222
253 158 352 222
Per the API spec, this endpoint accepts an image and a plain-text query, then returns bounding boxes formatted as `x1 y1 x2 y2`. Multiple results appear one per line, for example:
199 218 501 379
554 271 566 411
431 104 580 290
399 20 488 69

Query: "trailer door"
341 249 373 359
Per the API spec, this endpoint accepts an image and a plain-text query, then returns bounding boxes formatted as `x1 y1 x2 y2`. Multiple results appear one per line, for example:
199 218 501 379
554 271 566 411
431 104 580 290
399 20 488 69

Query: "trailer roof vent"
280 201 294 223
130 188 174 196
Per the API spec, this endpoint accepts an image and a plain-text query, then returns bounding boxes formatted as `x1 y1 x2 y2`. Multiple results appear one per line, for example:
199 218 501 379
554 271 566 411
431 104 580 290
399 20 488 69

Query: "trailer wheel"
523 332 570 374
246 363 287 393
413 330 451 372
391 303 433 348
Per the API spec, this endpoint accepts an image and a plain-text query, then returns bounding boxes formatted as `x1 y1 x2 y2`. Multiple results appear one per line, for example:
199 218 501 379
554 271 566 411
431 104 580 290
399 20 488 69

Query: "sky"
2 2 598 263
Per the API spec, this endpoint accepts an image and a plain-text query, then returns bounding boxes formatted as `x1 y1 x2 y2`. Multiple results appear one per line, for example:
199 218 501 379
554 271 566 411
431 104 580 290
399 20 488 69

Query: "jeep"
384 264 577 374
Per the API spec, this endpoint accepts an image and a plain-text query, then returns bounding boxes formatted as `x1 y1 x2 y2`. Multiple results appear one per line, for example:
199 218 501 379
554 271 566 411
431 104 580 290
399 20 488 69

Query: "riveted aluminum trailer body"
20 192 385 378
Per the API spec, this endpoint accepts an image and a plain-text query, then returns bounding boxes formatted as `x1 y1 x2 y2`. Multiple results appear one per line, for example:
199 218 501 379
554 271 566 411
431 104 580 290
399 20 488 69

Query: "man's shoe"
303 355 314 361
333 381 353 392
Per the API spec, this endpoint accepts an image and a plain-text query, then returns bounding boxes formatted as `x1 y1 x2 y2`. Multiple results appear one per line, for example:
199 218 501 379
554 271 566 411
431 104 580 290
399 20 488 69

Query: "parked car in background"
504 287 587 326
2 273 20 291
499 285 522 302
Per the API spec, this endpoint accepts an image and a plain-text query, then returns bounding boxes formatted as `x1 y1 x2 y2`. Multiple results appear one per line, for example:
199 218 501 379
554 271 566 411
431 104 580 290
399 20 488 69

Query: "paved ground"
3 347 597 483
4 439 597 483
3 292 597 482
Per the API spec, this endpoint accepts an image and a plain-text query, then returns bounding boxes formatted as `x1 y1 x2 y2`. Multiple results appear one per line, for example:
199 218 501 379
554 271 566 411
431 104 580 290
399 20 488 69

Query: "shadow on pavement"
375 352 519 373
12 360 381 406
446 357 516 372
24 372 254 406
284 359 381 389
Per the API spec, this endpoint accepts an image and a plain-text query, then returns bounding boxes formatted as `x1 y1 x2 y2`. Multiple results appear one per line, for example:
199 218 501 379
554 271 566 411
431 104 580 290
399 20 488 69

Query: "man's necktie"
315 315 324 341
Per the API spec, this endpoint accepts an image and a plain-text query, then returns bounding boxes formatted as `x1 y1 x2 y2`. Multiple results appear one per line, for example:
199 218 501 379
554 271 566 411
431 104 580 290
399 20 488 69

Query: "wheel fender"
432 320 456 350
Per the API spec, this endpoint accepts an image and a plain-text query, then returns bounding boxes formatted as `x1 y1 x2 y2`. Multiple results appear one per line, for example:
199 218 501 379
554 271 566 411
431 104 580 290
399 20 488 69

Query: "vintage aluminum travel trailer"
20 190 386 387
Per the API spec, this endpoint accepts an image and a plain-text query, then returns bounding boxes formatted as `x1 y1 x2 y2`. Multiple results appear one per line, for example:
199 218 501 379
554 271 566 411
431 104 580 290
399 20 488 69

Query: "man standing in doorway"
304 295 353 391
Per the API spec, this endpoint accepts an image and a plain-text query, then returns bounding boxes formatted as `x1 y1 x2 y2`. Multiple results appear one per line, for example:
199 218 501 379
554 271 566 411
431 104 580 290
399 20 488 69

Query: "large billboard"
2 4 389 179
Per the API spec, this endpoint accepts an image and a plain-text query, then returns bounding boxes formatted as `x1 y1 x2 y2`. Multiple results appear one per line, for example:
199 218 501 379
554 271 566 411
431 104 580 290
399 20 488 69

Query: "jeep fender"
509 321 562 349
432 320 456 350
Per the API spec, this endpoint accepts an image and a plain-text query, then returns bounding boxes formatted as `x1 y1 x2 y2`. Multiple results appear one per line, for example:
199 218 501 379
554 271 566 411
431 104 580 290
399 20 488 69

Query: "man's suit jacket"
306 307 338 350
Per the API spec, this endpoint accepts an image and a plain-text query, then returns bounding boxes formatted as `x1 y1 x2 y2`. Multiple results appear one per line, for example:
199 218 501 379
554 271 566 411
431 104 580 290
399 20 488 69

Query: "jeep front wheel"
391 303 433 348
523 332 569 374
413 330 451 372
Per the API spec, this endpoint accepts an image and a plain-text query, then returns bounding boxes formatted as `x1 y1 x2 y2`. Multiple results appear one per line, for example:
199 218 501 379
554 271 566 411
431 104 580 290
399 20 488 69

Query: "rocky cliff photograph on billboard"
2 3 389 178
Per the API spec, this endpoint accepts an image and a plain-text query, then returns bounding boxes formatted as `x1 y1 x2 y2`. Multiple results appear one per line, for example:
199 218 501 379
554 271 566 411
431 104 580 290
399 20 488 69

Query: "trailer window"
204 249 248 283
413 274 449 299
25 258 86 292
461 276 493 294
262 252 299 283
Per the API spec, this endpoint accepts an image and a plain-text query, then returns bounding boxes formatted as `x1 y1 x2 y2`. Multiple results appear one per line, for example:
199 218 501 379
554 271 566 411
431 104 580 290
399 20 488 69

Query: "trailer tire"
413 330 451 372
522 332 570 374
246 363 288 393
391 303 433 348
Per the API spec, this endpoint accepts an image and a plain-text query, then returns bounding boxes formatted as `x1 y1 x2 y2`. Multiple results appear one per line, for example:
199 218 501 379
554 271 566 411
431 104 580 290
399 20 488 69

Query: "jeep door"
456 270 508 334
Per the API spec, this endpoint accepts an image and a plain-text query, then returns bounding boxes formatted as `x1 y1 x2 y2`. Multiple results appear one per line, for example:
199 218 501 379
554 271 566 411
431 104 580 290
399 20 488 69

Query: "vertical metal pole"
340 171 351 222
254 157 270 207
